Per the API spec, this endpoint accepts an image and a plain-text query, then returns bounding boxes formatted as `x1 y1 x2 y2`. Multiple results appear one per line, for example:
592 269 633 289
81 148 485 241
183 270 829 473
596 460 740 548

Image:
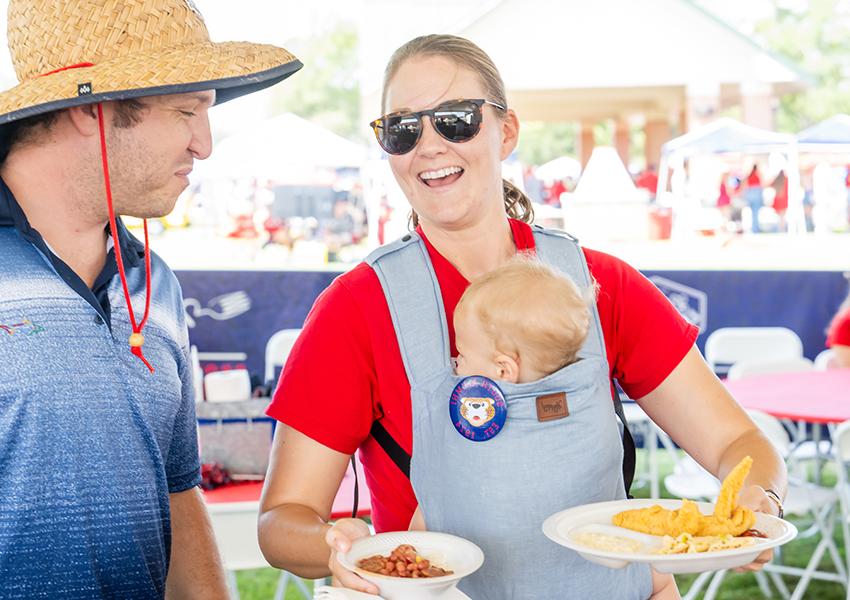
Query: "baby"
453 256 593 383
411 257 680 599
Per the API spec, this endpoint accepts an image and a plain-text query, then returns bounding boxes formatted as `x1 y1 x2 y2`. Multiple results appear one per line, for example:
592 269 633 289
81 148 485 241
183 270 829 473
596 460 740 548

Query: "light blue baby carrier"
366 226 652 599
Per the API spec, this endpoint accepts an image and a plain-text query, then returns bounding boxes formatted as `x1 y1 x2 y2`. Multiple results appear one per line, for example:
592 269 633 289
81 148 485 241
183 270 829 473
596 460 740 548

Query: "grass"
235 449 847 599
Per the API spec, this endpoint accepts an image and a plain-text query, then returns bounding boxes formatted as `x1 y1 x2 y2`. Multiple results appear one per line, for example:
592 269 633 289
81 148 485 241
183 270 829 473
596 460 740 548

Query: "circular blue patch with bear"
449 376 508 442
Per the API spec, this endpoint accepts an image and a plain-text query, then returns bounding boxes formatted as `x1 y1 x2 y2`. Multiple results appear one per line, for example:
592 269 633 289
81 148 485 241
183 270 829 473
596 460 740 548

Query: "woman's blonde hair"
381 34 533 227
455 256 596 375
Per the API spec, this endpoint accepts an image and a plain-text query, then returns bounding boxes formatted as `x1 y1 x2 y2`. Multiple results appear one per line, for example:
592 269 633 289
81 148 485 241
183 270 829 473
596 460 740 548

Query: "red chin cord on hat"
95 103 155 373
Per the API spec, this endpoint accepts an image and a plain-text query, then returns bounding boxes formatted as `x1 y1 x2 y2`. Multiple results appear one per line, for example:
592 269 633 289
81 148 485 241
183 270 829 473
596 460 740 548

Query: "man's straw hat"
0 0 302 125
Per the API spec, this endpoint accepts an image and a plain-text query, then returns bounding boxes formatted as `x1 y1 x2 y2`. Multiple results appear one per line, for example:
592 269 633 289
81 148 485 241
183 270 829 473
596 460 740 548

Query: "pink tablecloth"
724 369 850 424
203 460 372 520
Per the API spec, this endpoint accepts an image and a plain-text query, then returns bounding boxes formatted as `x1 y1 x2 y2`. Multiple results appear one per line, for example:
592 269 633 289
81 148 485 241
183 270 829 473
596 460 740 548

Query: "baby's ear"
495 353 520 383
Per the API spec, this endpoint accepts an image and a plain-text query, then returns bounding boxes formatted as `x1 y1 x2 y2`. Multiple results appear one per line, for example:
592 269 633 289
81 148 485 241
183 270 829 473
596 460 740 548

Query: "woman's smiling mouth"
419 166 464 187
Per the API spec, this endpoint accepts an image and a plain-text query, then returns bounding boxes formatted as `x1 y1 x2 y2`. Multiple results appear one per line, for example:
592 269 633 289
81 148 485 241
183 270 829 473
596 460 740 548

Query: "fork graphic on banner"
183 291 252 328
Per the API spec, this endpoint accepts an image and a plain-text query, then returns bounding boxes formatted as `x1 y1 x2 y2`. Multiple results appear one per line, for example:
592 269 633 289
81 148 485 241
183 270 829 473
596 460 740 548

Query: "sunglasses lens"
377 114 421 155
433 101 482 142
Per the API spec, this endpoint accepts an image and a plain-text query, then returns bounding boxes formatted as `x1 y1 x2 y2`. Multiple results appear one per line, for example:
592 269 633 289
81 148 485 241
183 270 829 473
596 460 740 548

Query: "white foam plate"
338 531 483 600
542 498 797 574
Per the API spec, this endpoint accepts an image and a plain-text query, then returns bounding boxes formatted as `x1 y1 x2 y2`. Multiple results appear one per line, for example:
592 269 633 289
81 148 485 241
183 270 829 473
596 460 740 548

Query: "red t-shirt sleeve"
827 305 850 347
266 270 377 454
586 249 699 399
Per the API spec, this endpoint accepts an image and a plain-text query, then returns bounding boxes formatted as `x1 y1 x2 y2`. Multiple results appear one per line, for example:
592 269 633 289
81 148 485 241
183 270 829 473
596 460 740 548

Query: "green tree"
756 0 850 132
516 121 577 166
272 22 361 140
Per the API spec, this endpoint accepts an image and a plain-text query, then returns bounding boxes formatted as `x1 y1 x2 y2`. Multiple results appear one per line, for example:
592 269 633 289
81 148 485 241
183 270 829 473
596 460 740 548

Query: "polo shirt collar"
0 176 145 267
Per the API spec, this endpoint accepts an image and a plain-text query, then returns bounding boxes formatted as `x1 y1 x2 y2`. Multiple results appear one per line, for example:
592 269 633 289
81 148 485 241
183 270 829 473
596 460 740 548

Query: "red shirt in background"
827 304 850 347
636 171 659 194
267 220 699 532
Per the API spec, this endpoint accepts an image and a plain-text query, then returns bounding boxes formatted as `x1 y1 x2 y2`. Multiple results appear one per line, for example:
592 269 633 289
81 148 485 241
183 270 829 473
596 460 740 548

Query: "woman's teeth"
419 166 464 187
420 166 463 181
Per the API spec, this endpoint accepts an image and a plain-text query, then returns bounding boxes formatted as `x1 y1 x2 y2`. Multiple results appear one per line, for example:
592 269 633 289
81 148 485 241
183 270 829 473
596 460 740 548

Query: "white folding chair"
705 327 804 377
747 410 846 600
203 368 252 403
815 349 838 371
727 357 814 380
264 328 302 385
831 420 850 600
206 499 312 600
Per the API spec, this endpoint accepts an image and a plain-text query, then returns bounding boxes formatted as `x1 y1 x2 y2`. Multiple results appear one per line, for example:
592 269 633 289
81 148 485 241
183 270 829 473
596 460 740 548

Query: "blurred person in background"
636 163 659 203
770 169 789 233
743 164 764 233
523 164 544 203
827 278 850 368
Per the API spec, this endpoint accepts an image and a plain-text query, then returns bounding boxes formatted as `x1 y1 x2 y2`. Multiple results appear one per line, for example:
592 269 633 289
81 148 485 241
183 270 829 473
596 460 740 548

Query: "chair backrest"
745 409 792 457
833 420 850 465
831 420 850 511
203 368 252 403
727 357 814 380
704 327 803 375
814 348 838 371
206 501 269 571
264 328 302 384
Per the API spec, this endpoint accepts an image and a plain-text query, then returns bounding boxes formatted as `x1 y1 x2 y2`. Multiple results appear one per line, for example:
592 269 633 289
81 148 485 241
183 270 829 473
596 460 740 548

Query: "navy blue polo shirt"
0 178 201 599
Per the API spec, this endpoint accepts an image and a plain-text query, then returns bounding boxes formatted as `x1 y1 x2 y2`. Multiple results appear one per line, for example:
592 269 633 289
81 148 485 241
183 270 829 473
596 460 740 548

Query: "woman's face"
383 55 518 231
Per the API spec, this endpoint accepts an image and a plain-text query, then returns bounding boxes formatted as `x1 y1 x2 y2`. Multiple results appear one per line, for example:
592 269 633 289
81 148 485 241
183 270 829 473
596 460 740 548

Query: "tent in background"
657 118 802 235
534 156 582 182
797 114 850 154
192 113 367 183
661 118 795 158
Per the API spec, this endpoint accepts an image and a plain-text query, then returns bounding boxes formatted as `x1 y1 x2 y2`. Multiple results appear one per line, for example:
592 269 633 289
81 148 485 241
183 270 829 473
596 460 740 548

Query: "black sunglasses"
369 98 507 155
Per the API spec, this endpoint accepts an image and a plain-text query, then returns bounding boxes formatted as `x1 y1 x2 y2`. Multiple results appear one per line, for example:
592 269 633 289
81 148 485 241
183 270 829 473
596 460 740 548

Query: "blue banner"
176 269 848 385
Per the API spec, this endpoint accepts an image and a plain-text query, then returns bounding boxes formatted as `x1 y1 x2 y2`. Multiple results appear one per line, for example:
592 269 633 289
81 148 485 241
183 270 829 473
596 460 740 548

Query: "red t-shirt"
267 220 698 532
827 304 850 347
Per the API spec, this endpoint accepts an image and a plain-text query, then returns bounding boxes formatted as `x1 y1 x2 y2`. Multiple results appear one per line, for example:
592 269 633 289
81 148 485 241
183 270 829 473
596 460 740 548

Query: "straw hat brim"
0 40 303 125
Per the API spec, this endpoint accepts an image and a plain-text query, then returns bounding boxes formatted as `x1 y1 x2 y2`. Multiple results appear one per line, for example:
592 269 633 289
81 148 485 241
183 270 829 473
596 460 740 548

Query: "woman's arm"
636 346 786 496
833 344 850 368
258 425 350 578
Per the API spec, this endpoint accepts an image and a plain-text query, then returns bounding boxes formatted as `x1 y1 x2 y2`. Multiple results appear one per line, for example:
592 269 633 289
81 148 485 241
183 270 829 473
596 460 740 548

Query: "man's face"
104 90 214 219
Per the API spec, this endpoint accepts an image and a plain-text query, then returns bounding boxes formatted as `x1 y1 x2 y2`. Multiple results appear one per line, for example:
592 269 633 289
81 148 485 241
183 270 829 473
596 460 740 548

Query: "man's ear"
495 353 520 383
65 103 102 137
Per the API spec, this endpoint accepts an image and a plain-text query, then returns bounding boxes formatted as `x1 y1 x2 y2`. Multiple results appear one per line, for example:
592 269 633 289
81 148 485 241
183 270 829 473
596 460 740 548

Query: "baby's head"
454 256 595 383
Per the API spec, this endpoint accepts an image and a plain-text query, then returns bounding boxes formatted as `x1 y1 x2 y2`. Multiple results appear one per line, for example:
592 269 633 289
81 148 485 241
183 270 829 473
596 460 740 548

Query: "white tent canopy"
661 118 795 159
797 114 850 153
534 156 582 182
657 118 803 235
193 113 367 183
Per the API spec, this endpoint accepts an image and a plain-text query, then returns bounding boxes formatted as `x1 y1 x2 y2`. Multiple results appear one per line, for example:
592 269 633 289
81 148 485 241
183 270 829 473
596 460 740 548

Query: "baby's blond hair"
456 256 596 376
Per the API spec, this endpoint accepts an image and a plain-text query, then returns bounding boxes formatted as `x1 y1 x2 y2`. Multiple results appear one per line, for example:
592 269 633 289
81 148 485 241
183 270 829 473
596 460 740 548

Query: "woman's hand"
733 485 778 572
326 518 380 594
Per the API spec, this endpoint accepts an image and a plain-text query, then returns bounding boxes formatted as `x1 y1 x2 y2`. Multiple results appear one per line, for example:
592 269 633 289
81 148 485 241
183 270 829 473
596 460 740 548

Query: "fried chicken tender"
714 456 753 520
612 456 756 537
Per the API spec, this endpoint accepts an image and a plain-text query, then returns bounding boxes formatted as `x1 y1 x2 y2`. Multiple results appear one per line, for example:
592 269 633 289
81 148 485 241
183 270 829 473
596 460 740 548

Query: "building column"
578 121 595 169
685 81 720 131
614 119 630 166
740 80 775 130
644 117 671 169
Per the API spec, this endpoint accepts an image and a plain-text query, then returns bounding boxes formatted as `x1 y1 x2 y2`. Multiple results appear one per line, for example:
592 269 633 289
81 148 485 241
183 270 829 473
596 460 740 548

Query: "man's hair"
455 256 596 375
0 98 147 164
